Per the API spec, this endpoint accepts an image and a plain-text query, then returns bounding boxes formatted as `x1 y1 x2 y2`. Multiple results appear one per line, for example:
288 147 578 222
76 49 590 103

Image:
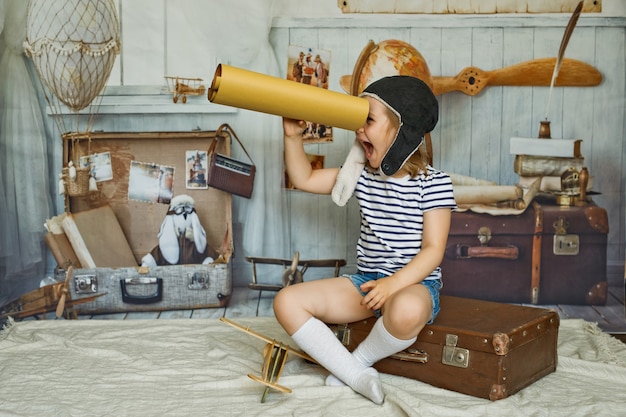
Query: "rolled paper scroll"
449 172 497 186
457 177 542 215
208 64 369 131
453 185 523 205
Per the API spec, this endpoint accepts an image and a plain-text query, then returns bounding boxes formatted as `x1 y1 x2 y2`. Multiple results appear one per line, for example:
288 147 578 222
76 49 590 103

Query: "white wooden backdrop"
56 11 625 287
269 15 625 287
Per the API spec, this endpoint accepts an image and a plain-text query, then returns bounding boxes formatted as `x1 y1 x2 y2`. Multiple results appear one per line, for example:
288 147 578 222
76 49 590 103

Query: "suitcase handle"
445 244 519 260
120 277 163 304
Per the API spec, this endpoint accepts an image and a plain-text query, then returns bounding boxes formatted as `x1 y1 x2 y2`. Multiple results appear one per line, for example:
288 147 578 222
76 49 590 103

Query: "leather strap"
530 201 543 304
445 244 519 260
210 123 255 165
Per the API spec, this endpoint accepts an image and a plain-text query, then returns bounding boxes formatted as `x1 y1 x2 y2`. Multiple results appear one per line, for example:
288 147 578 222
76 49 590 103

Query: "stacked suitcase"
440 200 608 305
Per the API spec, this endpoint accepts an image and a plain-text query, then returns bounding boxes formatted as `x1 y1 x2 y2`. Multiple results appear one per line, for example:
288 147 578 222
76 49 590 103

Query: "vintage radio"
207 123 256 198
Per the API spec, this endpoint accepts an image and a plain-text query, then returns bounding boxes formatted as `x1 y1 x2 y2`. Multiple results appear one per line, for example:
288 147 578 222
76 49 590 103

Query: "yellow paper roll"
208 64 369 131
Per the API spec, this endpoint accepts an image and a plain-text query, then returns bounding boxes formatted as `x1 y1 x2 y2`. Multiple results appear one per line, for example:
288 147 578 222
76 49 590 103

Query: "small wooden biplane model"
220 317 317 403
0 266 105 321
246 251 346 292
164 76 205 103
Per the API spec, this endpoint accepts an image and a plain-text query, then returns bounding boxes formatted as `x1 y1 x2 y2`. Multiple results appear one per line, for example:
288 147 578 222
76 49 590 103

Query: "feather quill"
544 0 584 121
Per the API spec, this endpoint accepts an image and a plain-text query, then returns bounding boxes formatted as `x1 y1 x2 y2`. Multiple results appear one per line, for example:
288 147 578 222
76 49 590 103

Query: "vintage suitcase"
62 130 233 269
332 295 559 401
68 263 232 315
440 200 608 305
57 130 235 314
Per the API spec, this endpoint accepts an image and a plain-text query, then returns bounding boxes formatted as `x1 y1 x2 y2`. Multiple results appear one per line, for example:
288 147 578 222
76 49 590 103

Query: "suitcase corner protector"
489 384 508 401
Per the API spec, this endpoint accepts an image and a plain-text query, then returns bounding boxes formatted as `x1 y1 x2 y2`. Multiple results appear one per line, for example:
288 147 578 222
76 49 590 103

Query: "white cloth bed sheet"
1 317 625 417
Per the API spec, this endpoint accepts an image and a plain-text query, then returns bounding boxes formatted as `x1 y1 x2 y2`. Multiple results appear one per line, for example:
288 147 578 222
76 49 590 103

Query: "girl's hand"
360 277 397 312
283 118 306 138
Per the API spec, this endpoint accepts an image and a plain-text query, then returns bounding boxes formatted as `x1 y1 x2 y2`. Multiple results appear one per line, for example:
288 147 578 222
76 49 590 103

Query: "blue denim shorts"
346 271 442 324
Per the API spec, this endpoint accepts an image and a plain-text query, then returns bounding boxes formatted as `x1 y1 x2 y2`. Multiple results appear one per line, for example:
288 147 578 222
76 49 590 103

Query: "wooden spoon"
432 57 602 96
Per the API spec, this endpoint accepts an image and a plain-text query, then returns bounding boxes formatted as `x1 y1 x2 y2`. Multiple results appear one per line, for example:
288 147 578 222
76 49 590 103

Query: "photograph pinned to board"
128 160 174 205
79 151 113 182
186 150 208 189
287 45 333 143
285 153 324 190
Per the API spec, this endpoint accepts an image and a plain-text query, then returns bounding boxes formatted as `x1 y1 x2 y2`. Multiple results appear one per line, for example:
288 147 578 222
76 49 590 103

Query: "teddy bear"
141 194 218 266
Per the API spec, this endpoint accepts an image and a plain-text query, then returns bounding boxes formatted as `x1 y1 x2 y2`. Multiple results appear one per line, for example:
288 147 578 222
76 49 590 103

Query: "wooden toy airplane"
164 76 205 103
220 317 317 403
0 266 106 321
246 252 346 292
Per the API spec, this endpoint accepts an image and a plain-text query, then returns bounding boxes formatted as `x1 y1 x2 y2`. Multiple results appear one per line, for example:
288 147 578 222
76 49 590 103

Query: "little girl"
274 76 456 404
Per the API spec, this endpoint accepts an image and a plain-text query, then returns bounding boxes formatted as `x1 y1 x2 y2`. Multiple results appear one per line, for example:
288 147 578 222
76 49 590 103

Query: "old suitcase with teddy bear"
331 295 559 400
56 128 237 315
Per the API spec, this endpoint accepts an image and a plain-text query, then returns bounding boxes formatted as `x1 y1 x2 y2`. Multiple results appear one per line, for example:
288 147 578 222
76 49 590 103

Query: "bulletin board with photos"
62 130 233 262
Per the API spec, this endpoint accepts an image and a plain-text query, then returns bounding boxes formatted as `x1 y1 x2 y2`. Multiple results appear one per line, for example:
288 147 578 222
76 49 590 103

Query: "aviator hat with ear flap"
360 75 439 176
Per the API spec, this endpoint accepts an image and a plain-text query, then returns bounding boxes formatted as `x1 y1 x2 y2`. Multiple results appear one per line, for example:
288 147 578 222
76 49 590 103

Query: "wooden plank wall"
269 16 626 286
55 14 625 287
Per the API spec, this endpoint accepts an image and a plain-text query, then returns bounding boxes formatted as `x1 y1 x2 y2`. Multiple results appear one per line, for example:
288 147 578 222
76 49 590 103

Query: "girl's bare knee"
384 296 430 338
273 288 291 318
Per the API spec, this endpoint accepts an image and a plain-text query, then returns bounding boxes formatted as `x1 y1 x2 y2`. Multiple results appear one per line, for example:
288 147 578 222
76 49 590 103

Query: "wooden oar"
432 57 602 96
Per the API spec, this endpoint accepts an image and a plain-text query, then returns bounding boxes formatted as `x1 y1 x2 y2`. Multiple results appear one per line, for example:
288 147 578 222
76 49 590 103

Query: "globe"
340 39 434 96
339 39 436 165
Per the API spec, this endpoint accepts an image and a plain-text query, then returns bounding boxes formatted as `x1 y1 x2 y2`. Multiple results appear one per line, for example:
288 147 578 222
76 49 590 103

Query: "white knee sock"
354 318 418 366
326 318 417 387
291 317 384 404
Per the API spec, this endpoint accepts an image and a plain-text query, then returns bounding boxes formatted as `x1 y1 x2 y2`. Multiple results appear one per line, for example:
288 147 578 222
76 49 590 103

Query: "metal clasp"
391 348 428 363
188 271 211 290
553 217 569 235
477 226 491 246
553 216 579 255
442 334 470 368
333 324 351 346
74 274 98 294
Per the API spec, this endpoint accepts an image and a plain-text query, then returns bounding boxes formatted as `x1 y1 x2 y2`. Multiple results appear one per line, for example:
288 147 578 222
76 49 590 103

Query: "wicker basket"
62 166 91 196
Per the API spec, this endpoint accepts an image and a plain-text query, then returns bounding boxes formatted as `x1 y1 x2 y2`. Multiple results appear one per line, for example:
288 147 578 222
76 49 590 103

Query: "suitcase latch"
333 324 351 346
442 334 469 368
188 271 211 290
74 274 98 294
553 217 579 255
477 227 491 246
390 348 428 363
332 324 429 364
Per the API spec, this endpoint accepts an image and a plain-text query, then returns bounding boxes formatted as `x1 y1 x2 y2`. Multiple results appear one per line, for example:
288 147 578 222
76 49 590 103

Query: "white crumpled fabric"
1 317 625 417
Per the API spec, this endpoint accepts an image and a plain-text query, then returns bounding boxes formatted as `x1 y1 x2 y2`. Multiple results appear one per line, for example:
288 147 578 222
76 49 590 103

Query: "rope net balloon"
23 0 121 198
24 0 120 132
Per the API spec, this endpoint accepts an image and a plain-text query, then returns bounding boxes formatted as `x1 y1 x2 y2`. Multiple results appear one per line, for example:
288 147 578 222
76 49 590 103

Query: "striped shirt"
354 166 456 279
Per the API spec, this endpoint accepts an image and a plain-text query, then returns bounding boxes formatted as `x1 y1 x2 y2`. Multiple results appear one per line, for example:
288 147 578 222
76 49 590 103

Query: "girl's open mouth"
360 140 374 159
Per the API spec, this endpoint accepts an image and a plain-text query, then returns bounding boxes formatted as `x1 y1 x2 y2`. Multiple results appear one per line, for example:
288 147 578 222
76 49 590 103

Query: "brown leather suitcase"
331 295 559 401
440 200 608 305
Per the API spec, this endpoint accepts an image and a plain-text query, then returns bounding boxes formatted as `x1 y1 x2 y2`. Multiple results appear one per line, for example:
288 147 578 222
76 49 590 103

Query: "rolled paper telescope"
208 64 369 131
